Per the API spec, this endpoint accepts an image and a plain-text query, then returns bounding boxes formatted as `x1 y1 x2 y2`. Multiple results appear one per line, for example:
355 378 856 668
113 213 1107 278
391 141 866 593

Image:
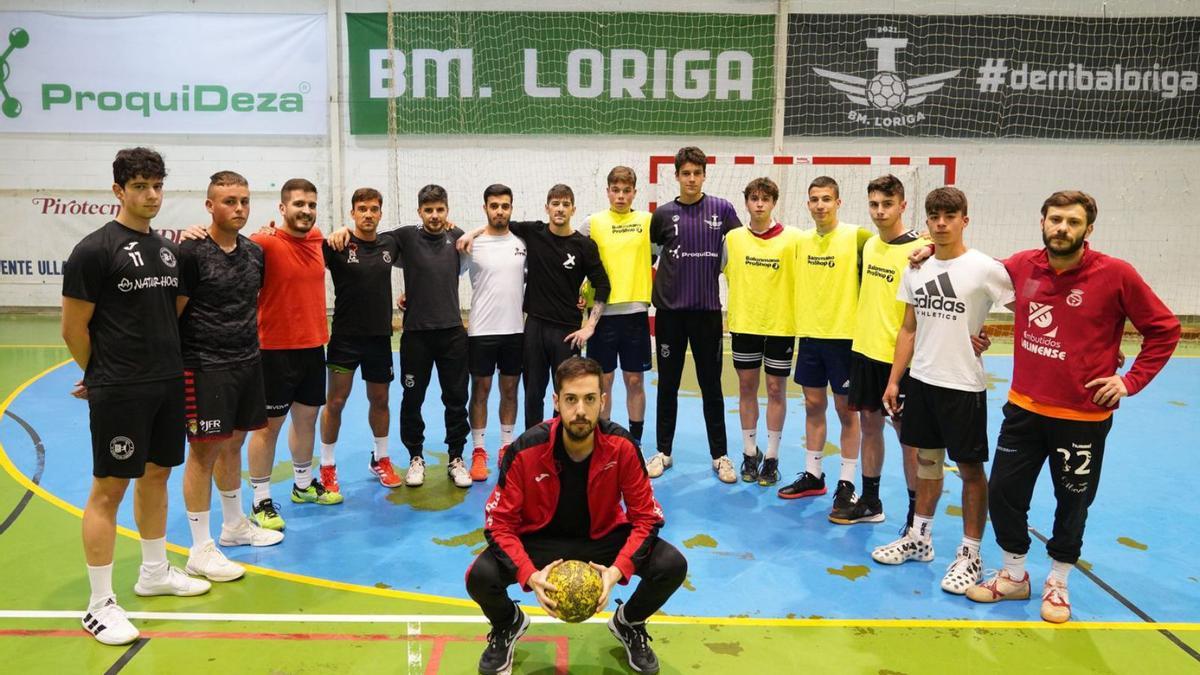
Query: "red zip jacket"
1005 244 1180 419
483 417 665 588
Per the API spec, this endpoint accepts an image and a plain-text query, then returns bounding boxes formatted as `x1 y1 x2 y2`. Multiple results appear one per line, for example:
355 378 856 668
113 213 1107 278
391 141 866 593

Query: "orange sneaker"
369 456 403 488
319 464 340 493
470 447 490 482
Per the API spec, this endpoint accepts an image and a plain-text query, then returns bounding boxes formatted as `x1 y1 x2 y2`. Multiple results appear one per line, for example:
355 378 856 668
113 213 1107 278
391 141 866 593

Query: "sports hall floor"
0 314 1197 674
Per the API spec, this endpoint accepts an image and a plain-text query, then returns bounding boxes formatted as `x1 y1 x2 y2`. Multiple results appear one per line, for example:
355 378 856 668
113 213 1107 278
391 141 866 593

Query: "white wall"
1 0 1197 313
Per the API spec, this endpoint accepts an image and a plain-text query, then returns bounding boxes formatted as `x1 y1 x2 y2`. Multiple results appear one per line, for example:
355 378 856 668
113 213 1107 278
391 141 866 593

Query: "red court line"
0 629 570 674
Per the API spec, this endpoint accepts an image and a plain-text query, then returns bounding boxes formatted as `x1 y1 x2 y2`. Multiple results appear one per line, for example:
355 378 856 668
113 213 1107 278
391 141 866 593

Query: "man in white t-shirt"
463 184 528 481
872 187 1015 596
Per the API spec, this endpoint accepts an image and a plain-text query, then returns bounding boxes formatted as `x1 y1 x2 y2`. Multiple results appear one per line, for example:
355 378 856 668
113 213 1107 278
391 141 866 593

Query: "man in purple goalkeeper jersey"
645 146 743 484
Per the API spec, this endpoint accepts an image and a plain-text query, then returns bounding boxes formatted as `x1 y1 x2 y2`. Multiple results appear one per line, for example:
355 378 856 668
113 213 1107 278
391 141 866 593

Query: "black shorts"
326 333 394 383
793 338 852 394
89 378 185 478
261 347 326 417
469 333 523 378
899 377 989 464
184 361 268 442
847 352 907 417
587 312 652 374
731 333 795 377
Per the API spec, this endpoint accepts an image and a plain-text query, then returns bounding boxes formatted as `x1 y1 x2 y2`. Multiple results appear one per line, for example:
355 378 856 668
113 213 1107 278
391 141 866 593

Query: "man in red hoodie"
465 357 686 675
966 191 1180 623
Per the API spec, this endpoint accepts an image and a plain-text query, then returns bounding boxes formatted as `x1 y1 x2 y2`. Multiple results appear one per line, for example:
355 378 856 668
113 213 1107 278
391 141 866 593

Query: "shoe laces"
257 499 280 517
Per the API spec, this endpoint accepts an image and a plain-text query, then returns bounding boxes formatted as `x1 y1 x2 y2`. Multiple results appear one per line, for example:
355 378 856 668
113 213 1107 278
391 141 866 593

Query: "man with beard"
246 178 340 532
466 357 686 675
965 191 1179 622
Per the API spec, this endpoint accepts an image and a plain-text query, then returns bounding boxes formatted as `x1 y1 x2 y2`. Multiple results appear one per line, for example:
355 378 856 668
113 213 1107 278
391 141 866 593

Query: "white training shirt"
898 248 1015 392
465 231 527 337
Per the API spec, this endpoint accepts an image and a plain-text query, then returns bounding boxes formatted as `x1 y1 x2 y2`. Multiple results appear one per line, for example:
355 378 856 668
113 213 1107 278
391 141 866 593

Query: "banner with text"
346 12 774 136
786 15 1200 138
0 12 327 135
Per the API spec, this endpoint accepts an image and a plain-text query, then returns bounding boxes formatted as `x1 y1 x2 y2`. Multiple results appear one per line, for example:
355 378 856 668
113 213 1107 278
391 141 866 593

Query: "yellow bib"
724 226 801 336
794 223 870 338
587 209 652 306
852 234 926 362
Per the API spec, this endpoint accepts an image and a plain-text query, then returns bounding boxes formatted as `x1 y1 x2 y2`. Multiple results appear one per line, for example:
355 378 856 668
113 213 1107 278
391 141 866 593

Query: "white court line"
0 610 600 624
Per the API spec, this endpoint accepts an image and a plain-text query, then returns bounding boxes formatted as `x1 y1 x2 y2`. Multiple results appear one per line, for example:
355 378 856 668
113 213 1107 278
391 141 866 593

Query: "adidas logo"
913 271 966 314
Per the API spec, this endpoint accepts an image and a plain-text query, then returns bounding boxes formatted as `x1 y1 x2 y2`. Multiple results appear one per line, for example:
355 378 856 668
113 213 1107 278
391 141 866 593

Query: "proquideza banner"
0 12 328 135
786 15 1200 139
346 12 774 135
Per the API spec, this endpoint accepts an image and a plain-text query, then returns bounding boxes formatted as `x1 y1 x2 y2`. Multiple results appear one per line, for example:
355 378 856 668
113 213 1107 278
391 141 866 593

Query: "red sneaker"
470 447 490 482
369 456 403 488
319 464 340 493
497 444 509 471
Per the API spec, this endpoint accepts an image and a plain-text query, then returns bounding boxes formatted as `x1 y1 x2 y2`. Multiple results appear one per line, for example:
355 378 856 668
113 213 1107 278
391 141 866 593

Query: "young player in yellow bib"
723 178 801 486
838 175 925 527
580 167 653 448
778 177 873 519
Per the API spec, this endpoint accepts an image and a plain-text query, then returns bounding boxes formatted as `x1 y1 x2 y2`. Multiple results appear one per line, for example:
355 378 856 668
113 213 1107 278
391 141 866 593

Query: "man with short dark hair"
63 147 210 646
178 171 282 586
965 191 1179 623
873 188 1014 597
645 146 742 484
320 187 402 490
466 356 686 675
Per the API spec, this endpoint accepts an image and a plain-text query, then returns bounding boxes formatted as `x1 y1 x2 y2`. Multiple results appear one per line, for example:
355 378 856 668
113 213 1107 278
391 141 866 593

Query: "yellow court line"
0 345 70 349
2 361 1199 630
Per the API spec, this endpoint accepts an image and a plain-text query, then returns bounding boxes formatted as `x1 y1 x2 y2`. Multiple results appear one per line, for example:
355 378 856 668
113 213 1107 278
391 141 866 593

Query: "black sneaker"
757 457 780 486
776 471 827 500
478 601 529 675
740 448 762 482
828 480 857 519
608 600 659 674
830 495 885 525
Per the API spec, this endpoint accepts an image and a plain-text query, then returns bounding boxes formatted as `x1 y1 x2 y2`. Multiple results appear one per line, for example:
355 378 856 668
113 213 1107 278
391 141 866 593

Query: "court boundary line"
0 609 1197 632
2 361 1199 631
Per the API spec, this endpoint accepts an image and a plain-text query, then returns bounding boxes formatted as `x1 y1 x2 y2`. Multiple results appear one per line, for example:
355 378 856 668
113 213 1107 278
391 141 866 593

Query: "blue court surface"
1 354 1196 625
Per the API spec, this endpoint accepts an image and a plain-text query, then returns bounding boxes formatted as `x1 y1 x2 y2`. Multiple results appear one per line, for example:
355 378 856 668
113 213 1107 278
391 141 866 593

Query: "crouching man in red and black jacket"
466 356 686 675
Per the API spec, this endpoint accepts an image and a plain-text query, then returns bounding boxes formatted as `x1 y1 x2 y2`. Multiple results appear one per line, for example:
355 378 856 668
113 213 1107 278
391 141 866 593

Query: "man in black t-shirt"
177 171 282 587
319 188 403 491
63 148 210 647
459 184 611 431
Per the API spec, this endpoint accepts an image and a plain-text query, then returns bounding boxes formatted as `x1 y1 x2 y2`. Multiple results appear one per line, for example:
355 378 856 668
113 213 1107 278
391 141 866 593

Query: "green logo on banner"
346 12 773 136
1 27 30 118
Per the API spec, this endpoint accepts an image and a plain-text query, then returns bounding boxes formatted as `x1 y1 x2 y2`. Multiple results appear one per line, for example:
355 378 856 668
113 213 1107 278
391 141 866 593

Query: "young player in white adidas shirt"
872 187 1015 596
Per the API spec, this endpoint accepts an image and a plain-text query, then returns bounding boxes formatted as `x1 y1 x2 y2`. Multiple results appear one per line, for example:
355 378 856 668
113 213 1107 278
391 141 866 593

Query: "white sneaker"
448 457 472 488
645 452 673 479
82 597 139 645
219 517 284 547
871 534 935 565
185 540 245 582
406 456 426 487
1041 579 1072 623
940 545 983 594
711 456 737 484
133 563 212 597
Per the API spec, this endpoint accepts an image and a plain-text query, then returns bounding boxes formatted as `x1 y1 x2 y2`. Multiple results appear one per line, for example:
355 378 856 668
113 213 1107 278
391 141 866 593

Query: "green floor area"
1 314 1197 673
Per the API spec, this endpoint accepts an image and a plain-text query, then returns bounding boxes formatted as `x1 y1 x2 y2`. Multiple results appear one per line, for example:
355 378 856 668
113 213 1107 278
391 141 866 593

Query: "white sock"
186 510 211 548
741 428 757 456
805 449 823 477
1049 560 1072 585
293 460 313 489
839 457 858 484
219 489 243 529
765 430 782 460
319 442 336 467
87 563 115 607
250 475 272 506
500 425 515 445
1002 550 1027 579
472 428 487 449
373 436 389 461
140 536 167 571
961 535 982 556
911 515 933 542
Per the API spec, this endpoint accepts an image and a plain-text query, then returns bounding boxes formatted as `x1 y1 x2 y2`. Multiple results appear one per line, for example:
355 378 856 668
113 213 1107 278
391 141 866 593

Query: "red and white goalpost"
648 154 957 232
